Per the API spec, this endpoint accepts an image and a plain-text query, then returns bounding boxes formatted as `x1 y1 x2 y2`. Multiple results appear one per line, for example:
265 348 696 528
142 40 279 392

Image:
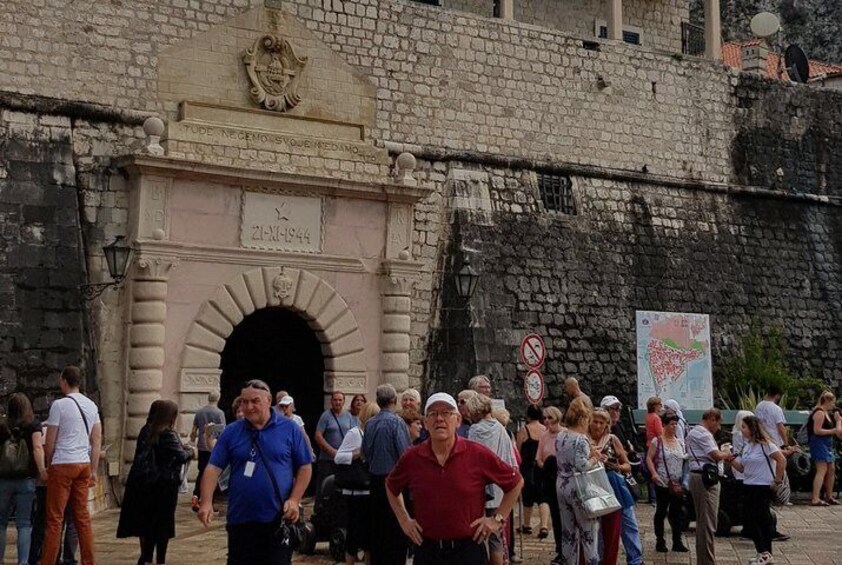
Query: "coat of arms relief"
243 34 308 112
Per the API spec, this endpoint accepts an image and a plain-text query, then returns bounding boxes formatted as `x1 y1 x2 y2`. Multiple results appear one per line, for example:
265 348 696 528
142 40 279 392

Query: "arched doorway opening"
219 307 325 438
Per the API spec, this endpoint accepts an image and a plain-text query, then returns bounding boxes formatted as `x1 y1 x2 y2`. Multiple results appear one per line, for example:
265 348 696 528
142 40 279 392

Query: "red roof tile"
723 40 842 81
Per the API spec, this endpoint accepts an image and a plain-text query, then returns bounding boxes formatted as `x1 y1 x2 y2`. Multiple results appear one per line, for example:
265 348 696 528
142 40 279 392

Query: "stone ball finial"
396 152 416 172
141 116 166 157
395 152 417 187
143 116 165 137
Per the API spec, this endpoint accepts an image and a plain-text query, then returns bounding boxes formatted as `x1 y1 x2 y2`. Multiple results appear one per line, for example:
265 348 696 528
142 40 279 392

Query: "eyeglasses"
426 410 456 419
607 406 621 412
243 379 270 392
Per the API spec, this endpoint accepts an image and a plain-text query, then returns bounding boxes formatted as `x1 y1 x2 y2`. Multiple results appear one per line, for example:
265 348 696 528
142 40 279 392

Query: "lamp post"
80 236 133 300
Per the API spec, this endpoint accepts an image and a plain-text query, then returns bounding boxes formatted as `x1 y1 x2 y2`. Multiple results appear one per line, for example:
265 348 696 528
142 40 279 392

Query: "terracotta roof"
723 40 842 81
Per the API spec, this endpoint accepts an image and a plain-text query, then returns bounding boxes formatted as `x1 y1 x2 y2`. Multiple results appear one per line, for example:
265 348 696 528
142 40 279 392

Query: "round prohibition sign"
524 370 545 405
519 333 546 368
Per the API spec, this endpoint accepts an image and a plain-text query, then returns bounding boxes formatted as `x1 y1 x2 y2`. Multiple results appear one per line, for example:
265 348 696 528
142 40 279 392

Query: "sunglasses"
243 379 271 392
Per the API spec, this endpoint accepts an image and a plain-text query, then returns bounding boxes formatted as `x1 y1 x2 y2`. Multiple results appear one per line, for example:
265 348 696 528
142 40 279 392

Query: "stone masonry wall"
732 75 842 196
426 164 842 414
513 0 689 53
0 0 736 182
0 110 86 413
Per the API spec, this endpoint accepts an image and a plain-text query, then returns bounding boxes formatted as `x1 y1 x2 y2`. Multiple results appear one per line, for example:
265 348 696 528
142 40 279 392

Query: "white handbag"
573 463 622 519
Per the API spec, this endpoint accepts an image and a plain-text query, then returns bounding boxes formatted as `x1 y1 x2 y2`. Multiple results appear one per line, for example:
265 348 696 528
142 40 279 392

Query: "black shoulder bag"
688 440 719 488
334 427 374 490
252 434 303 549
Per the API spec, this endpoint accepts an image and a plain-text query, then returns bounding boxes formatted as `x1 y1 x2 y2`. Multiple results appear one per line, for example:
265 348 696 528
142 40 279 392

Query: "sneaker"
772 531 790 542
191 495 200 513
757 552 775 565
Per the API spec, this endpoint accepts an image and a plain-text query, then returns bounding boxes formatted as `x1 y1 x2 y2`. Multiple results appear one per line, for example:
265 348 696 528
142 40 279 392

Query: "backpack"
0 428 31 478
129 442 161 485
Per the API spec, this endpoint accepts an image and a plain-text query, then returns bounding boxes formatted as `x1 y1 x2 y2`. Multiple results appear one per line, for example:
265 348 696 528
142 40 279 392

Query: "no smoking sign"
519 333 546 368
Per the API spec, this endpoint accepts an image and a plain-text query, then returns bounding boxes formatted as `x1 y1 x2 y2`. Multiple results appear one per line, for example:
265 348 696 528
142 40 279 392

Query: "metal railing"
681 21 705 56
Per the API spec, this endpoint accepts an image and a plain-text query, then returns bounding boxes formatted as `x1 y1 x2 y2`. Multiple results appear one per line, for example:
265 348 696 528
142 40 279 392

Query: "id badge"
244 461 256 477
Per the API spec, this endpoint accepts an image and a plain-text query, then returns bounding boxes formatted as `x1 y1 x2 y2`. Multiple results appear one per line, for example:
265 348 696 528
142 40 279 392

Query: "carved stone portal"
243 34 308 112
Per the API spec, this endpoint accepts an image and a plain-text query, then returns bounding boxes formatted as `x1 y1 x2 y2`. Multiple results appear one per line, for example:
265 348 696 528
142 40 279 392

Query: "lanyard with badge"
244 432 258 478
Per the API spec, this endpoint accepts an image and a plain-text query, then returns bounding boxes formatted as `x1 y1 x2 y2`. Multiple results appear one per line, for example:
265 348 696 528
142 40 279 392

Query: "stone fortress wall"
0 0 841 430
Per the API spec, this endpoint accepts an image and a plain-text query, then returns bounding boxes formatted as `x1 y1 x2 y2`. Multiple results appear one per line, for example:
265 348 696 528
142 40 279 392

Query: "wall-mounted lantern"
80 236 133 300
455 256 479 300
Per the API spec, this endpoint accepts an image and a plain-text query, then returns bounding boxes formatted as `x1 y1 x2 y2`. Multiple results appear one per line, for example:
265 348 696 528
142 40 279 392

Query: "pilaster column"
499 0 513 20
607 0 623 41
122 255 177 471
380 274 413 392
704 0 722 60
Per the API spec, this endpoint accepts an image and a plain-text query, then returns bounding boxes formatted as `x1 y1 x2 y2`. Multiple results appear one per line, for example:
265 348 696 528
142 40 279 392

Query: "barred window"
537 173 576 215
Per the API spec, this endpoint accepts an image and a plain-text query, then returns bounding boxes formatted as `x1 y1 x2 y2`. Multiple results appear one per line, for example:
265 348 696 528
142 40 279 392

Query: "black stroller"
299 474 348 562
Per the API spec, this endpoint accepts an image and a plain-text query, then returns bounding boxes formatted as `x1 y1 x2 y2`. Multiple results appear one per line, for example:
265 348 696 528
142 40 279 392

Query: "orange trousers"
42 463 95 565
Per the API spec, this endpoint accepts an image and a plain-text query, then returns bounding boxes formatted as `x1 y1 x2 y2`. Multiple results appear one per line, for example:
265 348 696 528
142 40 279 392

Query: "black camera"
273 518 311 550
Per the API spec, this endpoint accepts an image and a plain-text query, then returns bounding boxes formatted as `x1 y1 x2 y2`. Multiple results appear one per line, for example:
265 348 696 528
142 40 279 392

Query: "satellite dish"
784 44 810 83
750 12 781 39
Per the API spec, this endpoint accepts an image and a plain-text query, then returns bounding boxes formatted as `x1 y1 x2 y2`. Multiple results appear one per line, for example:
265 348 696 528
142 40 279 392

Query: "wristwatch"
493 513 505 524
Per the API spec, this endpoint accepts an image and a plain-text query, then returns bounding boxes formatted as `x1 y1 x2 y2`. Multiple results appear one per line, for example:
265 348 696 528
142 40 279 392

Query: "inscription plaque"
241 191 323 253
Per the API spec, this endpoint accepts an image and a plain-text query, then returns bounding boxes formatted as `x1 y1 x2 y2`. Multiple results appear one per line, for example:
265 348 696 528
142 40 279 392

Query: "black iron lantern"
455 256 479 300
102 236 132 282
80 236 133 300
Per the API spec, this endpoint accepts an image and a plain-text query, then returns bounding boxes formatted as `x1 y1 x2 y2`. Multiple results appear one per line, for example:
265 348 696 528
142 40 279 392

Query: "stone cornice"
135 239 368 273
113 155 434 204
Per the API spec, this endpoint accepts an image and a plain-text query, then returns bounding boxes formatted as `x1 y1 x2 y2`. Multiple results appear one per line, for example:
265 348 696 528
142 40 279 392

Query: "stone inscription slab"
180 368 221 393
167 121 387 164
241 190 323 253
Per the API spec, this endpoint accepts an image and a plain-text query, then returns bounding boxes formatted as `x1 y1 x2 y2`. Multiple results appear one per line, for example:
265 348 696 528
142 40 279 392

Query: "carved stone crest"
273 269 294 299
243 34 308 112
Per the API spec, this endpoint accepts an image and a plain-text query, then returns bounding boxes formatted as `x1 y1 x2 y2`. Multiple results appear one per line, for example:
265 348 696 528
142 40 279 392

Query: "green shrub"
718 324 827 410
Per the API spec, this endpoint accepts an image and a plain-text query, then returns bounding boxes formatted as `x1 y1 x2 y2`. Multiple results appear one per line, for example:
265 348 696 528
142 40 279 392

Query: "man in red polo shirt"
386 392 523 565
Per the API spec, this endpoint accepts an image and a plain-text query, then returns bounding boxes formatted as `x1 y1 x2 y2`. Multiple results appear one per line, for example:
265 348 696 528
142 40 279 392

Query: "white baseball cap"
279 396 294 406
600 395 621 408
424 392 458 414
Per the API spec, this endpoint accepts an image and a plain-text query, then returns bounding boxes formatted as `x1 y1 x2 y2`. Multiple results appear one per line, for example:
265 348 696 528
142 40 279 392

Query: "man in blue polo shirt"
198 379 312 565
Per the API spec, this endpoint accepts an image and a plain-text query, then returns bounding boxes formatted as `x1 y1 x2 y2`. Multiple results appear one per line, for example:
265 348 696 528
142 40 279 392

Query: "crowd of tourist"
2 368 842 565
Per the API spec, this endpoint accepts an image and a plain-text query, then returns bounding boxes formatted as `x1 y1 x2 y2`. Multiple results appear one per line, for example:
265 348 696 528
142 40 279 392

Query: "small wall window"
537 173 576 215
595 20 643 45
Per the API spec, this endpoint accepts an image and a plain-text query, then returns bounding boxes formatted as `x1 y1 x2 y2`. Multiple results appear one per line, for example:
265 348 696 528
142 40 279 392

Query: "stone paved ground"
5 498 842 564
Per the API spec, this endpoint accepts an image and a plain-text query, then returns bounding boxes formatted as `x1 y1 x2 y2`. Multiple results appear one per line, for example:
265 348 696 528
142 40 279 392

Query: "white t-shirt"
45 393 100 465
686 425 718 471
290 414 305 429
755 400 786 446
739 441 780 486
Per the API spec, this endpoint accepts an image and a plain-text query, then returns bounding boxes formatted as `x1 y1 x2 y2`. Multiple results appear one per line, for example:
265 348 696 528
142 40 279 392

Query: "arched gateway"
178 265 367 425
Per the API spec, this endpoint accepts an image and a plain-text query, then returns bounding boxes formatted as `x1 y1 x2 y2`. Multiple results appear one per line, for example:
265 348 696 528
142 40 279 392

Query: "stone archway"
177 266 367 430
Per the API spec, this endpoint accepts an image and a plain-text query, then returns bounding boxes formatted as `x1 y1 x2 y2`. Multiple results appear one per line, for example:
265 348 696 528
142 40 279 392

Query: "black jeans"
193 450 212 497
226 521 293 565
414 539 486 565
743 484 774 554
542 458 562 558
654 485 684 545
368 476 408 565
140 536 169 564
